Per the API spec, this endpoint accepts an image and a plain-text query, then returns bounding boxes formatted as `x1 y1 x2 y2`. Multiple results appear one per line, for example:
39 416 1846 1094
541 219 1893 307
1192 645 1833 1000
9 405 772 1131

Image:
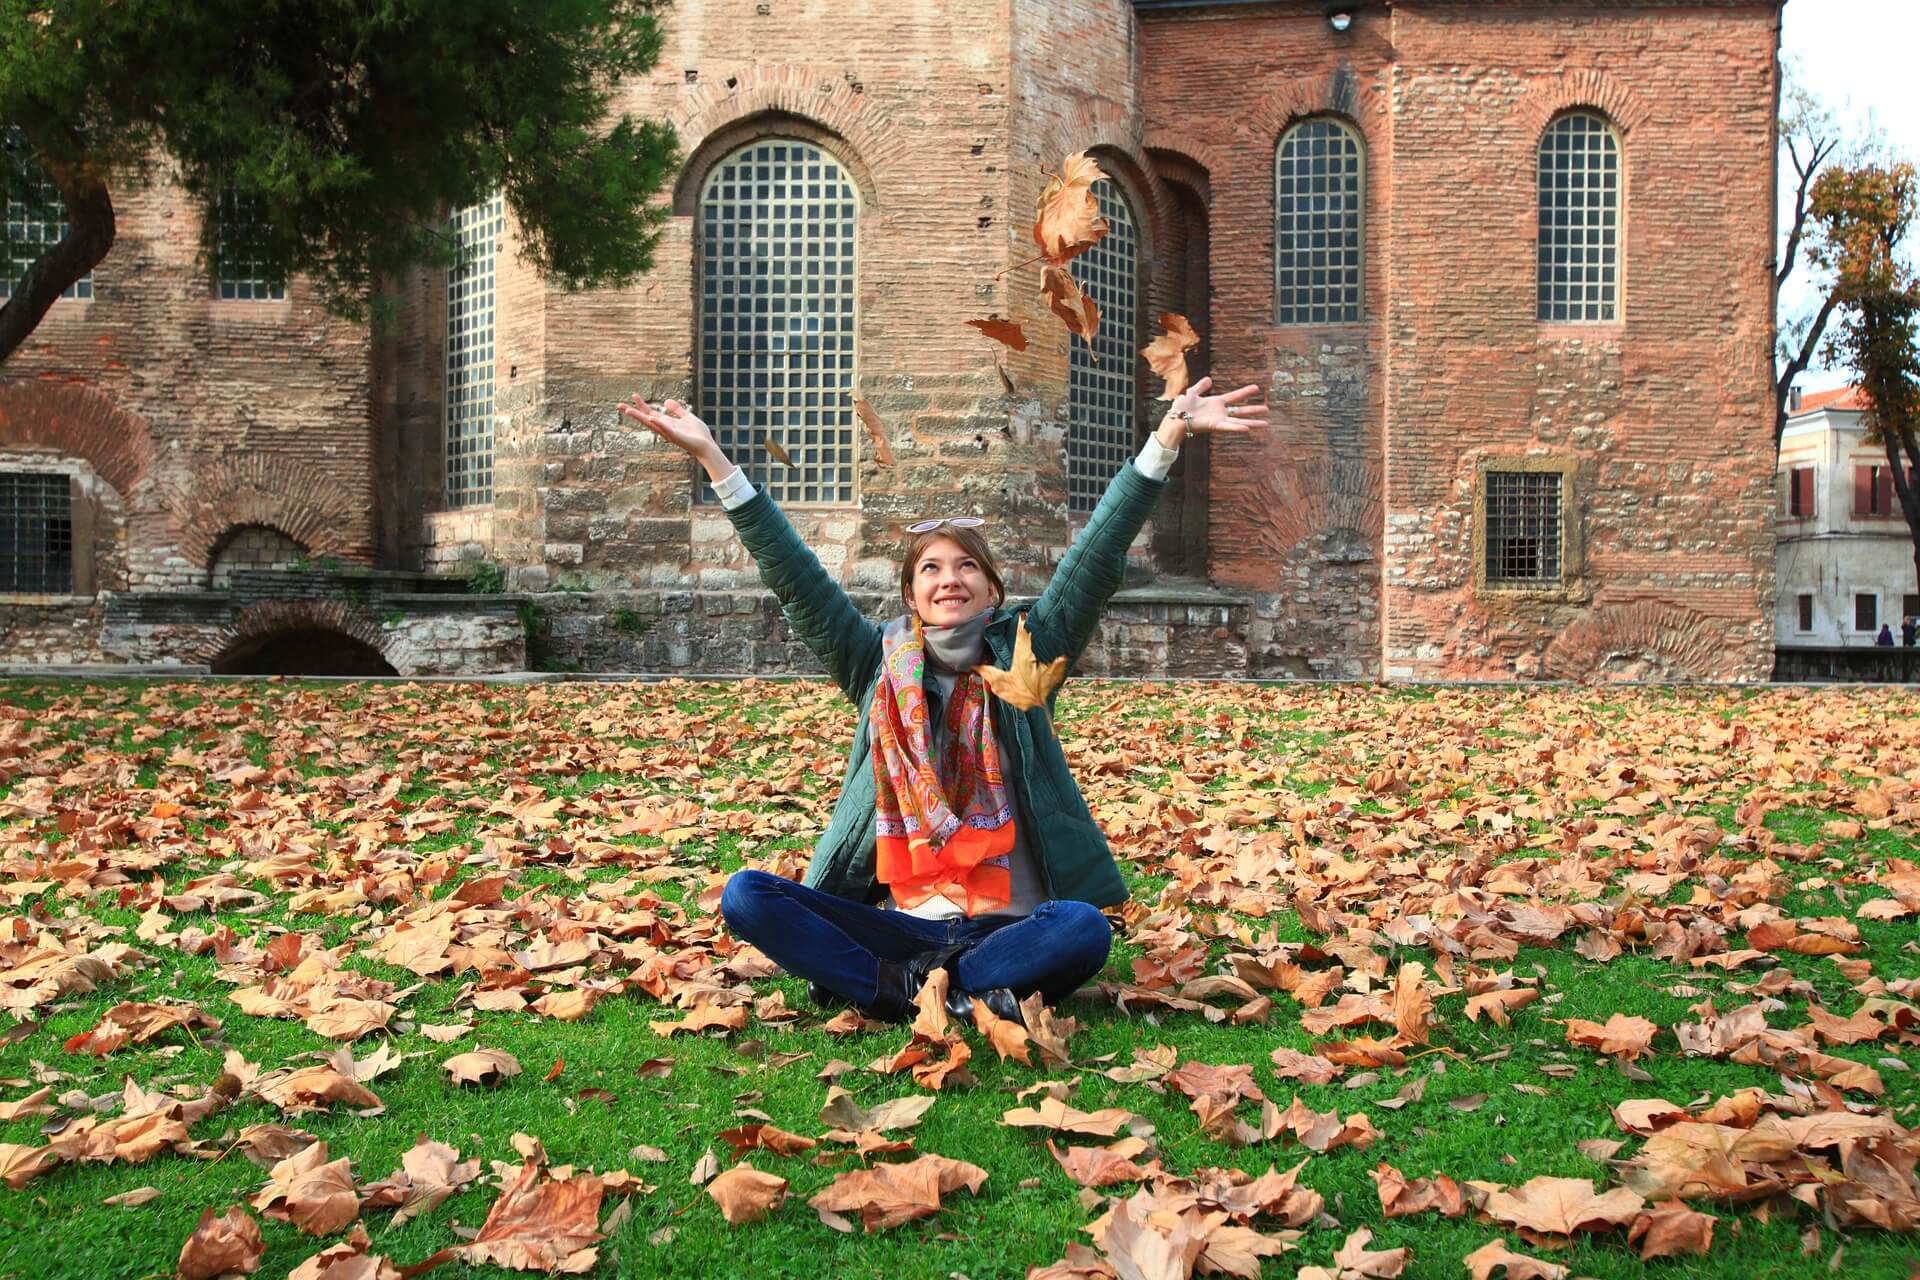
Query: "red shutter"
1878 466 1897 516
1792 467 1815 517
1855 466 1873 516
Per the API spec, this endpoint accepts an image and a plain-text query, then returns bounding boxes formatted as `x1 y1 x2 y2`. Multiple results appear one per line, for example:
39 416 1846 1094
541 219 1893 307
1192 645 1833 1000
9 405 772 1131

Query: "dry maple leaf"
1097 1194 1211 1280
1464 988 1539 1028
1370 1163 1466 1219
819 1086 936 1133
253 1141 360 1236
0 1141 65 1190
63 1001 219 1055
1166 1060 1265 1111
287 1224 401 1280
1048 1140 1157 1188
715 1122 818 1161
1482 1176 1645 1236
255 1067 383 1116
850 392 897 467
1019 991 1078 1067
1002 1097 1134 1137
1032 151 1109 264
1390 962 1434 1045
971 998 1033 1064
965 317 1029 351
1560 1013 1659 1060
444 1048 521 1086
1627 1200 1716 1260
1140 313 1200 400
1040 265 1100 351
1269 1048 1342 1085
808 1152 987 1232
976 615 1066 712
706 1165 789 1225
409 1159 604 1275
1462 1238 1569 1280
360 1138 481 1227
177 1205 264 1280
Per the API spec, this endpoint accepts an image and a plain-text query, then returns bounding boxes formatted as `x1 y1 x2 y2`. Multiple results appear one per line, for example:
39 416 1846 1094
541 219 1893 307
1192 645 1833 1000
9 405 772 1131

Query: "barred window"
1484 470 1563 585
1 128 91 301
698 140 858 505
0 472 73 593
1067 178 1139 515
446 193 504 509
1275 119 1363 325
214 190 286 300
1537 113 1619 322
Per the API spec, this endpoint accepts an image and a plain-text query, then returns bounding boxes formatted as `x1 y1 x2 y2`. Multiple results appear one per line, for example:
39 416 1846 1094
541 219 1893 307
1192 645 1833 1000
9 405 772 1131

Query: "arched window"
446 192 503 508
698 139 858 505
1067 178 1139 515
1274 119 1363 325
1 127 91 301
1537 112 1620 322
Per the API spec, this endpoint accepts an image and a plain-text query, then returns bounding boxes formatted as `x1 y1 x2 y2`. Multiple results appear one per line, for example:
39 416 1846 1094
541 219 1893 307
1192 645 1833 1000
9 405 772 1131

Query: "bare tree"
1775 62 1842 450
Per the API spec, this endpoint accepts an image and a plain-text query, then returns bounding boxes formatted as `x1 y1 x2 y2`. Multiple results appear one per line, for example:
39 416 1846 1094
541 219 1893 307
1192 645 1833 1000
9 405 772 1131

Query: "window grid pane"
215 189 287 301
1067 179 1139 515
697 141 858 505
0 471 72 593
1275 119 1363 325
1484 470 1563 585
1 128 91 301
1537 113 1619 322
446 193 503 509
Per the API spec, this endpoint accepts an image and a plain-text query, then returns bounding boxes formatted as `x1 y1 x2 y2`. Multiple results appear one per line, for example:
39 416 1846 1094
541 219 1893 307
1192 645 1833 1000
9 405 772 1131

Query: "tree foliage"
0 0 679 362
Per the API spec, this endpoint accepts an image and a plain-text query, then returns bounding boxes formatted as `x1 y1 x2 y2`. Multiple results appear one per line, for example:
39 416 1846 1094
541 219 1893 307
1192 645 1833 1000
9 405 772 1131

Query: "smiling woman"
614 375 1265 1027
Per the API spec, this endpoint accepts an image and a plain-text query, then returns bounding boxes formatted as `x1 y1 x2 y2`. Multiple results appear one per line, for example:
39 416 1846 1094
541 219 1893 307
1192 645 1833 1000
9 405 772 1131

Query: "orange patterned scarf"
870 613 1014 915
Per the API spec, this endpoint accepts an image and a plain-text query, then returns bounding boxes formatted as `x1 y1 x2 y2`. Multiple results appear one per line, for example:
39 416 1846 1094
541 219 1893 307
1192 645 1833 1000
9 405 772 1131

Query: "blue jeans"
719 869 1113 1007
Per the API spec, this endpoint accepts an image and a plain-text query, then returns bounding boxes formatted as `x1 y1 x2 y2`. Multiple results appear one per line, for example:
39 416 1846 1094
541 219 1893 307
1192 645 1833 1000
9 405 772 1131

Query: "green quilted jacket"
724 462 1167 908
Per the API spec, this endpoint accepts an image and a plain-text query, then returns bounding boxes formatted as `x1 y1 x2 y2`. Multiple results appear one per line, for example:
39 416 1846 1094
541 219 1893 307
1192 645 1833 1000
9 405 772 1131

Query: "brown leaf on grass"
1104 1044 1178 1084
0 1142 65 1190
1140 313 1200 400
1020 991 1078 1068
1040 266 1100 351
255 1067 382 1116
1801 1004 1889 1045
531 989 600 1022
1391 962 1435 1045
444 1048 521 1086
706 1165 789 1225
63 1001 219 1055
819 1087 935 1133
303 998 394 1042
104 1186 164 1207
1464 988 1539 1028
910 966 951 1040
177 1205 264 1280
1628 1200 1716 1260
909 1036 973 1091
1482 1176 1645 1236
1032 151 1109 264
410 1159 604 1274
971 998 1034 1065
1462 1238 1569 1280
1047 1140 1158 1188
965 317 1029 352
1266 1095 1380 1154
1098 1194 1209 1280
0 1086 53 1122
1002 1097 1135 1137
287 1225 401 1280
1167 1060 1265 1111
976 615 1067 712
1316 1037 1406 1068
1330 1227 1409 1278
715 1123 819 1161
1269 1048 1342 1084
1560 1014 1659 1060
807 1153 987 1232
1371 1163 1467 1219
851 392 896 467
252 1142 359 1236
1028 1242 1119 1279
1610 1098 1688 1136
360 1138 481 1226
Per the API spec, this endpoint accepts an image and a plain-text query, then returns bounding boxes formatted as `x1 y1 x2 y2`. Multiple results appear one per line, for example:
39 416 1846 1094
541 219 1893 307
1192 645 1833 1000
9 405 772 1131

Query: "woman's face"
908 535 997 627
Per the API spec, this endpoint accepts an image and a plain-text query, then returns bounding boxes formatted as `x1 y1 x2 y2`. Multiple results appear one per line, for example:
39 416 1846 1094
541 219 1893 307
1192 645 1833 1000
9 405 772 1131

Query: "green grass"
0 679 1916 1279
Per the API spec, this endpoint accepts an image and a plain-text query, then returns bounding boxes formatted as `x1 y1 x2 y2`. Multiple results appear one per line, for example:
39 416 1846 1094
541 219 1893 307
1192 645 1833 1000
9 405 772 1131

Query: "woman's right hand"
618 394 735 482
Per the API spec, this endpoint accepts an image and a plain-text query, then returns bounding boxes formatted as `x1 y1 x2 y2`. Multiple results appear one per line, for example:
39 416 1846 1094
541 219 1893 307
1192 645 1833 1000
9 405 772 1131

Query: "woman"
617 376 1265 1025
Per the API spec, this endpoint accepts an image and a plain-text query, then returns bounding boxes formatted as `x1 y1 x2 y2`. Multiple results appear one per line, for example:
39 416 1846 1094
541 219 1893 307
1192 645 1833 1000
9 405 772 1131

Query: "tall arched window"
445 192 503 508
698 139 858 505
1537 112 1620 322
1067 178 1139 515
1274 119 1363 325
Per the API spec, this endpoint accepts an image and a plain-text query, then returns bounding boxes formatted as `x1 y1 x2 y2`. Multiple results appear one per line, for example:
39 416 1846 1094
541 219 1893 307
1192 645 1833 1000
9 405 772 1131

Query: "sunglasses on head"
906 516 987 534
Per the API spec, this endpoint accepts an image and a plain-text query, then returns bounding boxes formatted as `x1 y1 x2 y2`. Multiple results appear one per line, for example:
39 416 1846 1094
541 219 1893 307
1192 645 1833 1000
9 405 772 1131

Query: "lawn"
0 677 1916 1280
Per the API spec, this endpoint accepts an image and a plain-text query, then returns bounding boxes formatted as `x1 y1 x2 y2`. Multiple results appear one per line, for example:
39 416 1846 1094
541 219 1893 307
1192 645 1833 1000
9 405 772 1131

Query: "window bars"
698 140 858 505
445 193 504 509
1537 113 1619 323
0 472 73 593
1276 118 1363 325
215 189 286 300
1067 178 1139 515
1 127 91 301
1484 470 1563 585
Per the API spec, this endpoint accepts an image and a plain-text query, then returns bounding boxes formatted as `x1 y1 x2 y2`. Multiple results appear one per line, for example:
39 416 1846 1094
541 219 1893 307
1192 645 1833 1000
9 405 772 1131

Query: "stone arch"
1514 70 1650 144
1220 453 1384 570
1541 601 1739 682
0 381 154 495
167 453 362 571
1245 68 1388 154
197 599 410 675
1144 129 1223 194
208 523 309 587
669 67 905 212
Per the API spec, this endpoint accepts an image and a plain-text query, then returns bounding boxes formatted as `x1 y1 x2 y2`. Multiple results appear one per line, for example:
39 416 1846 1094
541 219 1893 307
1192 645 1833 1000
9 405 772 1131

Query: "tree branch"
0 148 116 366
1776 289 1842 449
1777 136 1836 289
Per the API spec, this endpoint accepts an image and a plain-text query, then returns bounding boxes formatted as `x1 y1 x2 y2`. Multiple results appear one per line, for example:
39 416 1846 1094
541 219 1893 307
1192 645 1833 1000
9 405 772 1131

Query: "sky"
1779 0 1920 391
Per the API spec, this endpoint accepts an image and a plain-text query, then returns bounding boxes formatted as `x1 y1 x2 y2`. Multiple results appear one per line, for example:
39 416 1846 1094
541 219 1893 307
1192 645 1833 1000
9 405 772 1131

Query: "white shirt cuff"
1133 434 1180 482
711 466 757 510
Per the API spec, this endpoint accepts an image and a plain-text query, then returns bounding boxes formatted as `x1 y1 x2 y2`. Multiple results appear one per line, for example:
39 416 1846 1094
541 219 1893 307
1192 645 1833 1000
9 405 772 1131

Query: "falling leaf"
1140 313 1200 400
765 438 796 470
966 317 1029 351
1040 266 1100 351
848 393 896 467
444 1048 522 1086
1032 151 1109 264
1465 988 1540 1028
177 1205 264 1280
707 1165 789 1225
976 615 1067 712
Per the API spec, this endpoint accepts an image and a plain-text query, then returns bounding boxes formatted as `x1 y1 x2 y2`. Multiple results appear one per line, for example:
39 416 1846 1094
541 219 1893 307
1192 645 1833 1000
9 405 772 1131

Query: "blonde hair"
899 525 1007 616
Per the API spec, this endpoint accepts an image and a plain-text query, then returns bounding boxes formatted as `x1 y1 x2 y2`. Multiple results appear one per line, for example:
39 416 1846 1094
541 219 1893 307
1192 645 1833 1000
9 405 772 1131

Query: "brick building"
0 0 1783 680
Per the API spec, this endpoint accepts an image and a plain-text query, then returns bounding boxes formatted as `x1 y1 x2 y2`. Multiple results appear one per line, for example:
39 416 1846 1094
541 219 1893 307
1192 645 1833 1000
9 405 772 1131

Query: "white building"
1776 387 1919 651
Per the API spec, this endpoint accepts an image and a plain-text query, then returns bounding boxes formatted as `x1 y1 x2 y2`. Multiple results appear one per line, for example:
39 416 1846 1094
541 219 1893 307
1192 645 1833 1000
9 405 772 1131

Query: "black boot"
806 981 850 1010
943 985 1027 1027
861 943 968 1023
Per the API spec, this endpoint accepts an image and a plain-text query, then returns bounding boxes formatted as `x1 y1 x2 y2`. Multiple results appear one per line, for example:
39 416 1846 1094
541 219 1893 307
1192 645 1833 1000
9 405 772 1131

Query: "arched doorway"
211 628 398 676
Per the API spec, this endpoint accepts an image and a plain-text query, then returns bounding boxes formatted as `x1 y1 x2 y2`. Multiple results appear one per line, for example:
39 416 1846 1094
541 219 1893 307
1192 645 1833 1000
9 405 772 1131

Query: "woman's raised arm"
617 395 884 701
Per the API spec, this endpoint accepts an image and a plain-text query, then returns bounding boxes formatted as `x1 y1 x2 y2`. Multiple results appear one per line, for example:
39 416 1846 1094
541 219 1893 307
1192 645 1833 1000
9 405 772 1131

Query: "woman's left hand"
1154 376 1268 449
